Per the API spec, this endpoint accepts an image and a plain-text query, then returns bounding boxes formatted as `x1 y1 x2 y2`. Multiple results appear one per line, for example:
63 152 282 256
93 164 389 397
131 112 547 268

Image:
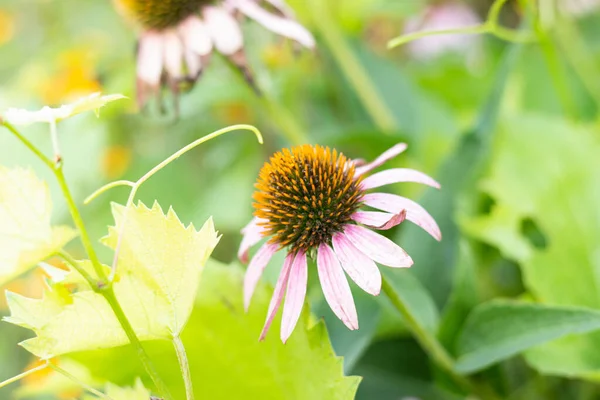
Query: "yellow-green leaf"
2 93 126 125
4 201 220 358
0 167 77 286
82 378 150 400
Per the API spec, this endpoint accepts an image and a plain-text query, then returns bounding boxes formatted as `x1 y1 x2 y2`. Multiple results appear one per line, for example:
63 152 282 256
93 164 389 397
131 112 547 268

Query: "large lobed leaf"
0 167 77 286
4 201 219 358
74 260 361 400
462 114 600 377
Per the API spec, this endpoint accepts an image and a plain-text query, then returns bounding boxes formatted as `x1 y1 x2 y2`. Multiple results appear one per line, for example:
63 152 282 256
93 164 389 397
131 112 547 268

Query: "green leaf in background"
4 202 219 357
462 114 600 377
456 301 600 374
74 260 361 400
0 167 77 286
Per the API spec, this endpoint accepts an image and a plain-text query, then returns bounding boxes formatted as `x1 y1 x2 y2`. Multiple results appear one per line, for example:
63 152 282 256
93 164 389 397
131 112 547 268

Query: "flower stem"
381 275 498 399
173 336 195 400
307 0 397 133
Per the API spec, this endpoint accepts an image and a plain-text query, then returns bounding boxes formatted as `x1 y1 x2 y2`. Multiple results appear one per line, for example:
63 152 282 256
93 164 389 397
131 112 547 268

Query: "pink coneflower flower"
114 0 315 107
403 1 481 61
239 144 441 342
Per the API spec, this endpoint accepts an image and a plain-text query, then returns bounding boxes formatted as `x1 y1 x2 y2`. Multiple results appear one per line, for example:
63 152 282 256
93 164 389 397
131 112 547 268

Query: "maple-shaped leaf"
0 167 77 286
4 201 220 358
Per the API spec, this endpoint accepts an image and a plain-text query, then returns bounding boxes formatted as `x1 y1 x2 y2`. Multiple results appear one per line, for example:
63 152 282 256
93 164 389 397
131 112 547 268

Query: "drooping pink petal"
178 16 213 56
203 6 244 55
332 232 381 296
163 31 184 79
363 192 442 241
137 31 165 86
280 251 308 343
238 217 268 263
344 224 413 268
183 48 202 80
354 143 408 176
259 253 294 340
264 0 296 18
244 242 278 311
352 210 407 230
317 243 359 330
362 168 441 190
234 0 315 48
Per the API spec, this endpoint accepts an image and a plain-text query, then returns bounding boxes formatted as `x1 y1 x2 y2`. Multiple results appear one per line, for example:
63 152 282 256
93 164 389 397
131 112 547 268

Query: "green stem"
53 166 107 282
49 362 113 400
103 288 173 399
381 276 498 400
554 16 600 110
173 336 195 400
0 361 49 390
307 0 397 133
2 121 54 169
57 250 97 286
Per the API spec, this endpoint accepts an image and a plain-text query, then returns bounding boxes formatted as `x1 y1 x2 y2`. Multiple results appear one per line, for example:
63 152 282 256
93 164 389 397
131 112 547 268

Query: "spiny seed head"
253 145 364 254
116 0 213 29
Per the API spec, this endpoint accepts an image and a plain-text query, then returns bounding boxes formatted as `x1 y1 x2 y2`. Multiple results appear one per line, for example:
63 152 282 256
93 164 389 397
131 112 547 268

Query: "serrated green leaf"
2 93 126 125
73 260 361 399
0 167 77 286
463 114 600 377
456 301 600 373
4 201 219 358
82 378 150 400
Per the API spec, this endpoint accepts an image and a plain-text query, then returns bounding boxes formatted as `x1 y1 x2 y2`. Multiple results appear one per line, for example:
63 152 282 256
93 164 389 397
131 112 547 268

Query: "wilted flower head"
403 1 481 61
114 0 315 107
239 144 441 342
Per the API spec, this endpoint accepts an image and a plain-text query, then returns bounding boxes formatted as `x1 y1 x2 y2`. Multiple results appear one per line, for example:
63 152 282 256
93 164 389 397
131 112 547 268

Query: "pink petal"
332 232 381 296
363 192 442 241
203 6 244 55
238 217 268 263
362 168 441 190
354 143 408 176
234 0 315 48
264 0 296 18
352 210 407 230
183 48 202 80
163 31 183 79
317 243 359 330
344 224 413 268
244 242 278 311
259 253 294 341
178 16 213 56
137 31 165 85
280 251 308 343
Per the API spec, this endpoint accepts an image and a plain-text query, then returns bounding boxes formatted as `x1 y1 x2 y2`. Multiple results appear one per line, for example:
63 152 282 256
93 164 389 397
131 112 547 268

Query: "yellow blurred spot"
39 49 102 105
262 43 294 69
0 268 48 310
213 101 254 125
101 145 133 179
0 10 15 46
22 358 56 386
